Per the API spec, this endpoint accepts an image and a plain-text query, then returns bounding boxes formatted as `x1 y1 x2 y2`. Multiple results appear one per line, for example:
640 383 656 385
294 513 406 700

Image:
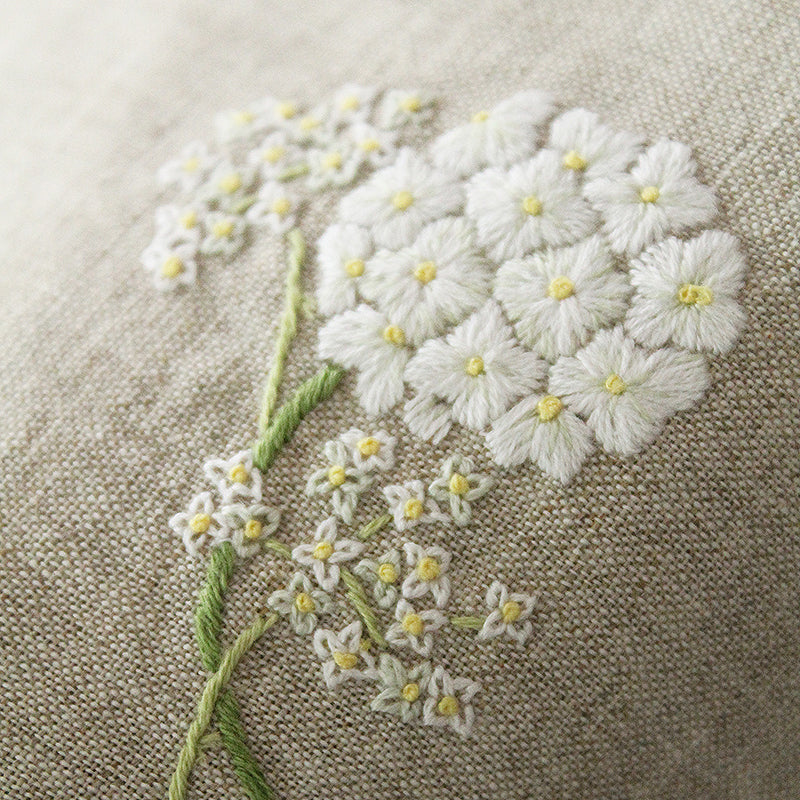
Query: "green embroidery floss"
356 512 393 541
340 567 387 649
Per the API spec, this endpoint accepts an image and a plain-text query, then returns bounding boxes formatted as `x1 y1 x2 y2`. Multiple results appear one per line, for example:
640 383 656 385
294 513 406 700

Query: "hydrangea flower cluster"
316 94 747 483
141 86 435 290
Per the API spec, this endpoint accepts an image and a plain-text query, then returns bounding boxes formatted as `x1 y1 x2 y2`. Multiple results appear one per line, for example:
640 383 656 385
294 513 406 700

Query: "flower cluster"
142 85 435 290
316 94 746 482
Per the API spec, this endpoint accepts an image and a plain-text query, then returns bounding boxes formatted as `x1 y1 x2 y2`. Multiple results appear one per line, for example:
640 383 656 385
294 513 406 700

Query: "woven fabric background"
2 1 799 798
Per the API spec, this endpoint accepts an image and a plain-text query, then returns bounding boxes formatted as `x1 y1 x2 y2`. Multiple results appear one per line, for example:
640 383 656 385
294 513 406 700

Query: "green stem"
263 538 292 560
278 163 310 181
450 615 486 631
356 513 392 541
340 567 387 649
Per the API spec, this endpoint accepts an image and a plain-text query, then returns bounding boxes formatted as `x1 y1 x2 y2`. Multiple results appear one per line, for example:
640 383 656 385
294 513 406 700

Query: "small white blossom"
625 230 747 354
466 150 597 262
200 212 247 258
405 301 546 432
386 598 447 657
477 581 538 644
338 148 463 249
247 131 300 181
169 492 226 557
140 240 198 291
203 450 262 504
305 440 372 524
422 665 480 737
549 325 710 456
157 140 218 193
383 480 446 532
268 572 332 636
306 144 363 191
431 90 554 177
360 217 493 345
259 96 304 130
292 517 364 592
214 100 274 144
493 235 630 360
315 224 374 316
313 621 376 689
287 105 332 146
428 454 494 526
354 549 403 610
371 654 432 722
584 139 717 256
199 162 256 211
402 543 452 608
153 202 207 246
402 394 453 445
216 502 280 558
245 182 300 235
330 83 377 126
377 89 435 129
339 428 396 472
347 122 398 168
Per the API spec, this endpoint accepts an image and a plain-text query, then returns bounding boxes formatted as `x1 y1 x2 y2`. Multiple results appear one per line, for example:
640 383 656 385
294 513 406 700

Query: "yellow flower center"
270 197 292 216
219 173 243 194
360 137 381 152
299 115 320 131
501 600 522 623
313 541 334 561
604 373 626 395
277 101 296 119
465 356 485 377
678 283 714 306
294 592 316 614
413 260 437 284
233 110 255 125
243 519 263 541
562 150 587 171
263 145 285 164
345 259 365 278
212 219 235 239
437 695 460 717
323 151 343 170
448 473 470 495
400 96 421 113
377 562 398 583
416 556 441 581
179 210 198 229
340 95 361 111
392 190 414 211
471 110 490 123
639 185 660 203
189 513 211 534
182 157 200 173
401 682 420 703
403 498 424 520
229 464 249 484
401 613 424 637
536 395 563 422
547 276 575 300
522 195 543 216
382 325 406 346
332 651 358 670
327 465 347 486
357 437 381 457
161 256 184 279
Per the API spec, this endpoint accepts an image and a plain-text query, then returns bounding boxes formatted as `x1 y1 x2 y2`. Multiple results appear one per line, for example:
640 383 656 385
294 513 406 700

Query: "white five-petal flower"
377 89 435 129
268 572 332 636
402 543 452 608
478 581 538 644
305 440 372 524
292 517 364 592
306 144 363 191
216 502 280 558
428 454 494 526
347 122 398 168
247 131 299 181
354 548 403 610
313 621 377 689
371 654 432 722
199 162 256 211
203 450 263 504
422 665 480 737
339 428 396 472
157 140 219 193
386 598 447 656
245 182 300 235
200 212 247 258
140 240 198 291
383 480 446 532
153 202 207 247
169 492 226 557
330 83 377 126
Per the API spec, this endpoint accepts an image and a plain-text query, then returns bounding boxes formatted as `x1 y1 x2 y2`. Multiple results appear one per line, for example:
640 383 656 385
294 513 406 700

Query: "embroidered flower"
402 543 452 608
338 148 463 249
625 231 747 355
153 202 207 246
287 104 332 146
584 139 717 256
354 548 403 610
384 480 445 532
315 224 374 316
169 492 226 557
330 83 377 126
214 101 272 144
260 96 303 130
203 450 263 504
371 654 432 722
247 131 300 181
347 122 398 168
217 502 281 558
157 140 218 193
245 182 300 235
405 301 545 432
359 217 493 345
305 440 372 524
313 621 376 689
306 144 362 191
402 394 453 445
428 454 494 526
486 392 595 483
339 428 396 472
140 240 198 291
199 162 256 211
547 108 642 182
466 150 597 262
292 517 364 592
318 304 411 416
200 212 247 258
548 325 710 456
267 572 333 636
377 89 435 129
493 235 630 360
386 598 447 656
431 90 554 177
477 581 538 644
422 665 480 737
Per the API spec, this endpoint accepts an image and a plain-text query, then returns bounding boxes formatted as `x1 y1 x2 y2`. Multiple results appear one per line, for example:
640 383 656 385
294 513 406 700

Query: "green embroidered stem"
195 543 236 672
356 513 393 541
252 364 345 472
278 163 311 181
169 613 278 800
232 194 258 215
257 228 307 435
450 615 486 631
263 538 293 560
340 567 387 649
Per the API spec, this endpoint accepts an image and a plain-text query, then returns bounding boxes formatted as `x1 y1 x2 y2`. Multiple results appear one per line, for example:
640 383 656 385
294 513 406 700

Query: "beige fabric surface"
2 1 800 798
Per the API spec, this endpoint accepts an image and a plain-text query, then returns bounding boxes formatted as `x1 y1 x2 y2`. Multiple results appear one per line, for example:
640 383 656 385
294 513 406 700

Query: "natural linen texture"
1 2 799 799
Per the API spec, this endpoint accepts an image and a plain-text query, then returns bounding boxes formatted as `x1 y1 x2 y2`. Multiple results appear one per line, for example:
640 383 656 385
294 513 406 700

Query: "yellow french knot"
604 373 626 395
392 191 414 211
345 259 365 278
547 276 575 300
327 465 347 486
678 283 714 306
437 695 459 717
357 437 381 457
229 464 249 484
219 173 242 194
403 498 424 520
522 195 543 216
465 356 485 377
501 600 522 623
416 556 441 581
294 592 316 613
271 197 292 216
414 261 437 284
377 562 398 583
382 325 406 346
472 110 490 123
401 613 424 637
213 219 235 239
639 185 660 203
400 96 421 113
243 519 263 541
332 651 358 670
536 395 563 423
189 513 211 534
161 256 184 279
313 541 334 561
562 150 587 171
401 682 420 702
448 473 470 496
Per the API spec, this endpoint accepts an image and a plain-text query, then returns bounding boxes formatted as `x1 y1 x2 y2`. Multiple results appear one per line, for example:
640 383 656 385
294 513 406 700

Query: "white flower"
199 162 256 211
315 224 374 316
625 231 747 354
140 240 198 291
306 144 362 191
422 665 480 737
549 326 710 456
216 502 281 558
383 480 446 532
486 392 595 484
493 235 630 360
547 108 642 182
405 301 546 432
203 450 262 504
247 131 300 181
153 202 207 247
377 89 435 129
169 492 226 557
428 454 494 526
431 90 554 177
330 83 377 126
245 182 300 235
313 621 376 689
477 581 538 644
371 654 432 722
338 148 463 249
292 517 364 592
466 150 597 262
339 428 396 472
347 122 398 168
402 394 453 445
157 140 218 193
359 217 493 345
402 543 452 608
584 139 717 256
287 105 332 146
259 96 304 130
386 599 447 657
214 100 274 144
305 440 372 524
318 304 411 416
200 212 247 258
268 572 332 636
354 549 403 610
